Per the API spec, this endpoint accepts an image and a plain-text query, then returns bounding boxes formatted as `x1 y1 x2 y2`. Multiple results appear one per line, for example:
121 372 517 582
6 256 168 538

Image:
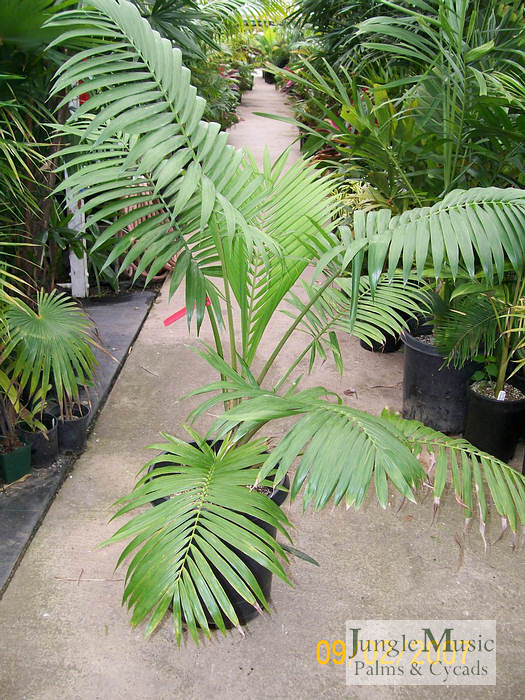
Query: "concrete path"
0 76 523 700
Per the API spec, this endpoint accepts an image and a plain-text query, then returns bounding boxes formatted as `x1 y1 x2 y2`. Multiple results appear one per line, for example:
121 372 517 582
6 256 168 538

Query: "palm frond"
3 289 98 407
214 390 425 511
237 154 340 363
280 274 432 378
384 410 525 548
434 290 500 368
103 430 292 643
184 346 425 509
356 187 525 293
47 0 338 333
186 346 525 546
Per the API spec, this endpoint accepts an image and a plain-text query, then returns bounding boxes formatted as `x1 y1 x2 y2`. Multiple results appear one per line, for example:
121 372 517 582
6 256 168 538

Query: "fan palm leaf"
3 289 99 409
104 430 293 642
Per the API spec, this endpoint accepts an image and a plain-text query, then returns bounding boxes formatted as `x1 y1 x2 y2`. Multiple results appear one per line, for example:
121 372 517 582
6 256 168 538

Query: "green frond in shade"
3 289 98 409
434 290 500 368
102 432 293 644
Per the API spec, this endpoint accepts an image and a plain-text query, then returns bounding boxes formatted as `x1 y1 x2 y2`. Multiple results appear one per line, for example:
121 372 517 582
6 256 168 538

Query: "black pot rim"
401 330 444 358
60 403 91 422
18 412 57 434
468 382 525 406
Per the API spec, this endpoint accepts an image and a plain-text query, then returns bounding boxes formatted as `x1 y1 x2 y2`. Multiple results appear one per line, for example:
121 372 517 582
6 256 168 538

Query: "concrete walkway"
0 76 523 700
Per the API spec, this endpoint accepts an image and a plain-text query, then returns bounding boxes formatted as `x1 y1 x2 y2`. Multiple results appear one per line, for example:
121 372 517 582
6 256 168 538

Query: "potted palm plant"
435 274 525 460
0 335 49 478
48 0 525 645
2 289 100 453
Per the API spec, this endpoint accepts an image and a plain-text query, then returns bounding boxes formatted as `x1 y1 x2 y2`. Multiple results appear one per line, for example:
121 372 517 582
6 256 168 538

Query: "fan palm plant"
47 0 525 644
1 289 100 421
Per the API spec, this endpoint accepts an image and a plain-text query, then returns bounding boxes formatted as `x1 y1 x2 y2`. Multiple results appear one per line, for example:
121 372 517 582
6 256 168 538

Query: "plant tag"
497 390 506 401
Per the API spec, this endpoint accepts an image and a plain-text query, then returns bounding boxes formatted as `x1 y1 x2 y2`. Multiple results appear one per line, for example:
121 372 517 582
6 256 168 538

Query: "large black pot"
18 413 59 468
401 331 477 434
509 374 525 440
58 404 91 452
148 443 289 627
464 384 525 462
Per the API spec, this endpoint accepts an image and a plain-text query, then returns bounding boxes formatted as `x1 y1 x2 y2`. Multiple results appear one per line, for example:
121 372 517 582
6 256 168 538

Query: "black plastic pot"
58 404 91 452
509 374 525 440
148 442 289 627
18 413 59 468
464 384 525 462
262 70 275 84
0 440 31 483
360 333 402 354
359 312 428 354
401 331 477 434
216 473 289 627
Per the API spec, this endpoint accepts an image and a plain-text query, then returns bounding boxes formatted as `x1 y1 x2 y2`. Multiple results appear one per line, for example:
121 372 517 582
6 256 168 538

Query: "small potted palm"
435 273 525 461
3 289 100 453
48 0 525 645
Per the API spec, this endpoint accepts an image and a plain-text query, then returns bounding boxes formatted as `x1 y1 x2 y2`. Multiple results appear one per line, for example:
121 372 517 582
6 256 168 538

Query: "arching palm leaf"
47 0 337 333
280 274 432 380
384 410 525 549
185 345 525 546
186 357 426 509
355 187 525 294
104 430 293 643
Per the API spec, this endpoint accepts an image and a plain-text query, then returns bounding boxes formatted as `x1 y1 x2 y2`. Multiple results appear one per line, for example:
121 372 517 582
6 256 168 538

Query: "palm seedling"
47 0 525 644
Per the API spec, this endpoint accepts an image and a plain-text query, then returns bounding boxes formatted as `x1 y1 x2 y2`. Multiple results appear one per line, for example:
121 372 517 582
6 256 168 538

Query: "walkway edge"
0 290 157 597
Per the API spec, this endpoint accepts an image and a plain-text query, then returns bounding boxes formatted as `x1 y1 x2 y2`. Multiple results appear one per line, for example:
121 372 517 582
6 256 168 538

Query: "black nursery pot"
215 473 289 627
18 413 59 468
148 442 289 627
401 331 477 434
509 374 525 440
359 313 429 354
464 385 525 462
58 404 91 452
360 332 402 354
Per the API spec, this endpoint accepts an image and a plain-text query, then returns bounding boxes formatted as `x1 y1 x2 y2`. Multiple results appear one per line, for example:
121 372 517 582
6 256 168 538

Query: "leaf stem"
256 270 340 386
213 222 238 376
